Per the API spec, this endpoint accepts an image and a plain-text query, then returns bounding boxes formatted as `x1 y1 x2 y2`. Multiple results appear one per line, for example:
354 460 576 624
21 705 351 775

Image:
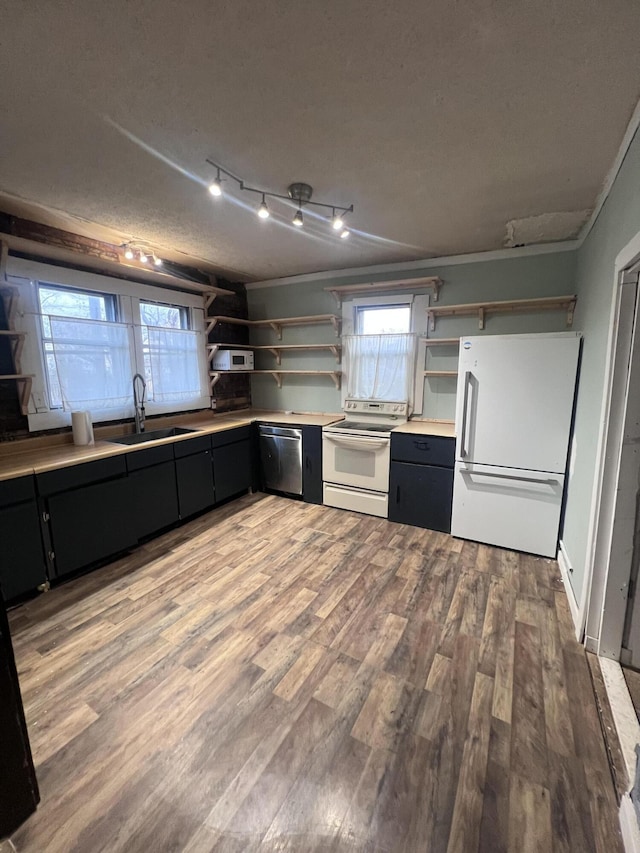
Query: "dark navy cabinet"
126 445 179 540
174 435 216 519
302 425 323 505
0 476 47 600
38 457 135 578
388 433 455 533
212 426 252 503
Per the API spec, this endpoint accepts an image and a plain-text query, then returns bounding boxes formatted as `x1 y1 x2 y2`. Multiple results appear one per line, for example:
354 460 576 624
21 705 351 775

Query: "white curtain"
147 326 201 403
50 316 131 411
344 333 417 401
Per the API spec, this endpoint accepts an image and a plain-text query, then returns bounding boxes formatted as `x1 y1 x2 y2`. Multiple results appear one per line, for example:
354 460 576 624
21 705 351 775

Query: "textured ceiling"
1 1 639 281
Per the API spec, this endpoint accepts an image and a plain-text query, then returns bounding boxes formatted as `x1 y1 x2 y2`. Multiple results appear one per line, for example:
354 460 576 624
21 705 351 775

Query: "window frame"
341 292 429 413
9 257 210 432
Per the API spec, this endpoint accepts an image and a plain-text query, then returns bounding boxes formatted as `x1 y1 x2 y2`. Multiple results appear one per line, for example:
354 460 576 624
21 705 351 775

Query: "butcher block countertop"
393 420 456 438
0 409 344 482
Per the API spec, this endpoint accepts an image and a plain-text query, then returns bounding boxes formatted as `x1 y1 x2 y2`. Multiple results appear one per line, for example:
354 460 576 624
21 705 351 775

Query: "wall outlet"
211 398 217 410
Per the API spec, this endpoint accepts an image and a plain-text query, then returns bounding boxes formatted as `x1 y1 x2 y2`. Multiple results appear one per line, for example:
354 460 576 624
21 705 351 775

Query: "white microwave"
211 349 254 371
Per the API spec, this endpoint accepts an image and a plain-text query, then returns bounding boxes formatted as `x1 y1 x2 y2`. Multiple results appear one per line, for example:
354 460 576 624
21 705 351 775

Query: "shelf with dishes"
206 314 341 340
426 295 577 331
209 369 341 391
206 343 341 365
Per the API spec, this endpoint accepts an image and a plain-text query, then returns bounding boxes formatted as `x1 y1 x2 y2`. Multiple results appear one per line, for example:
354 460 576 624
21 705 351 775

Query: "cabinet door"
388 462 454 533
302 426 323 505
47 477 135 577
0 502 47 600
129 461 179 541
175 450 215 519
212 440 251 503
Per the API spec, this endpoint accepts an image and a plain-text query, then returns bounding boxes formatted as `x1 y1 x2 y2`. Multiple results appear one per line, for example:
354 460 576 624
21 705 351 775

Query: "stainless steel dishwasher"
258 425 303 496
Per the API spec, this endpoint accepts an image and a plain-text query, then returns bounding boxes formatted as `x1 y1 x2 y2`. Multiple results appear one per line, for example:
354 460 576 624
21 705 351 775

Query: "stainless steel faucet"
132 373 147 433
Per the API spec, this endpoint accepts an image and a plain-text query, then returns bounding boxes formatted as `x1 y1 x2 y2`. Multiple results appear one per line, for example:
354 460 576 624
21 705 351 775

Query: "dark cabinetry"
174 435 215 519
38 457 135 578
388 433 455 533
302 425 323 505
0 476 47 600
212 426 252 503
126 445 179 540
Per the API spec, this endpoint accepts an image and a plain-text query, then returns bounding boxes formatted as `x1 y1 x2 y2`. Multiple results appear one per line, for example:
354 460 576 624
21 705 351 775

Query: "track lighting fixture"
205 159 353 235
257 194 270 219
121 243 164 268
208 168 223 197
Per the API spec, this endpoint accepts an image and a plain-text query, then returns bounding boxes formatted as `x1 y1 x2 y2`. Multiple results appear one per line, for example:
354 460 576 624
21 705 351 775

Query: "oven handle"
323 434 389 452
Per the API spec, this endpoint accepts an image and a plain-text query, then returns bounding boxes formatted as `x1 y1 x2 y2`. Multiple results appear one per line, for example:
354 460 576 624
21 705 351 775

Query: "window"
38 284 124 410
345 298 416 402
139 300 201 404
11 257 210 431
355 304 411 334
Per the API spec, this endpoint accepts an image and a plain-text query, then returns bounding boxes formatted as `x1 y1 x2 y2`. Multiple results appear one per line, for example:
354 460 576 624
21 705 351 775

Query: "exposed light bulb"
258 195 270 219
124 247 134 260
153 255 163 267
139 252 148 263
208 168 223 197
332 212 344 231
340 228 350 239
293 209 303 227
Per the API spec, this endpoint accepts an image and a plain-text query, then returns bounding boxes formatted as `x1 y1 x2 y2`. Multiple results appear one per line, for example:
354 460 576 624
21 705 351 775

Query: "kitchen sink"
106 427 198 445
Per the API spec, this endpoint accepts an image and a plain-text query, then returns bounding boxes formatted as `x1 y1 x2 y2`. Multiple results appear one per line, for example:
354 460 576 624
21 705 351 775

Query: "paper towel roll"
71 411 94 446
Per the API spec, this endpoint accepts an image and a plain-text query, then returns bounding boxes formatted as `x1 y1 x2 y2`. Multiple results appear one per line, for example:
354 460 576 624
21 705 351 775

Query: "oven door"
322 432 390 493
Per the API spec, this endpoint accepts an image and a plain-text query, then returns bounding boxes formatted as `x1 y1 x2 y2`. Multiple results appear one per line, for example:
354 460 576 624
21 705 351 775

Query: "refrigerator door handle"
460 370 472 458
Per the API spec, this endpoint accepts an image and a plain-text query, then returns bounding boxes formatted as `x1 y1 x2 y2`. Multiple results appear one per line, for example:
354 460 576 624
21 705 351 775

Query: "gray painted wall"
246 251 577 416
562 127 640 605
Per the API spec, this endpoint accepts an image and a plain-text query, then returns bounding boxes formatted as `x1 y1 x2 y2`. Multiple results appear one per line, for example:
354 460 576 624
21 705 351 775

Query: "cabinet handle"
414 441 429 451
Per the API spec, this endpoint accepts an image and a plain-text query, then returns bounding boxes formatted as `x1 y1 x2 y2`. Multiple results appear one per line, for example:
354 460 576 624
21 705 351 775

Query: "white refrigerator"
451 332 581 558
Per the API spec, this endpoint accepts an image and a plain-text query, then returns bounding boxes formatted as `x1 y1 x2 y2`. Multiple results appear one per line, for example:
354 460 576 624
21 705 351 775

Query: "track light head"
293 209 303 227
258 195 270 219
340 229 350 239
332 210 344 231
124 246 134 260
139 252 148 263
153 255 163 267
208 168 223 197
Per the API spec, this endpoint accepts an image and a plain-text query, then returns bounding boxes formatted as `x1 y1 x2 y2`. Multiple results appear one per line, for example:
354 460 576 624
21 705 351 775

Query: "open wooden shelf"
421 337 460 347
209 369 341 391
206 343 341 365
325 276 443 304
0 330 26 364
426 295 577 331
0 374 34 414
423 370 458 378
206 314 340 340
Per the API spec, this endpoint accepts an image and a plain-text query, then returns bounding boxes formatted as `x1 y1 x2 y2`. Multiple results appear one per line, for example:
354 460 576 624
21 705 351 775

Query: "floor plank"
6 493 623 852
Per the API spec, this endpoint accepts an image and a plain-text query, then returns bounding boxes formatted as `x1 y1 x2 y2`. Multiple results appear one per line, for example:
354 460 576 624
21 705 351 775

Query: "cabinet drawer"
0 475 36 509
173 435 212 458
126 444 174 472
391 433 455 467
37 456 127 496
211 425 251 448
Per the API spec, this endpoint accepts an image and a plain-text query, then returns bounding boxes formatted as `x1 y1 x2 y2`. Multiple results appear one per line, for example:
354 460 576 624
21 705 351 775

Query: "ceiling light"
139 252 148 263
340 228 350 239
208 168 222 197
124 246 134 260
258 195 270 219
153 255 163 267
204 159 354 235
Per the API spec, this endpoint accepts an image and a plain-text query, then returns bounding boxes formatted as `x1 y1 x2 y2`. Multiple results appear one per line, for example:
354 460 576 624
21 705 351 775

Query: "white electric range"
322 399 409 518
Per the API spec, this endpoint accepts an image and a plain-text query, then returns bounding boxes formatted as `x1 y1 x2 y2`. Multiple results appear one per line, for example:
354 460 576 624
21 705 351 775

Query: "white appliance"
210 349 254 371
322 399 409 518
451 332 581 558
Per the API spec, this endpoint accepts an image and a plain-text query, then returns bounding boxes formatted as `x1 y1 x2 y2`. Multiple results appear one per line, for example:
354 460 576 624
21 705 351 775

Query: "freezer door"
455 333 580 472
451 461 565 557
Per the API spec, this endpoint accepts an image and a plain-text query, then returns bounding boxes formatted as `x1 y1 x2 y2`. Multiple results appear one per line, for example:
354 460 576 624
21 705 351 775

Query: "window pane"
357 305 411 334
140 301 187 329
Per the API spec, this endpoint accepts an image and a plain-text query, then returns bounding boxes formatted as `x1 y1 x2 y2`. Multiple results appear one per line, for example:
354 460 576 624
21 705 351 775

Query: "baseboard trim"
621 794 640 852
557 540 581 639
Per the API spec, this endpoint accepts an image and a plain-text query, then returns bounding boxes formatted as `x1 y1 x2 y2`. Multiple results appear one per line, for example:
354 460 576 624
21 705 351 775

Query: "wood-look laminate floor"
8 493 622 853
